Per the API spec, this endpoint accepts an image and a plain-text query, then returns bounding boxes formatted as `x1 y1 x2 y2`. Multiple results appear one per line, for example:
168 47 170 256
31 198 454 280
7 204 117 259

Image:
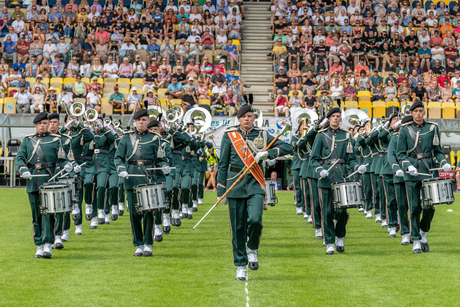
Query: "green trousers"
172 171 181 210
106 173 120 214
405 181 435 240
308 178 322 229
165 175 174 214
29 192 44 246
228 194 264 266
95 172 109 211
378 176 386 220
371 173 381 214
320 188 348 244
84 173 97 218
127 190 154 246
300 177 310 214
192 170 205 199
197 171 205 199
292 170 302 208
181 174 191 207
362 173 373 211
118 179 125 204
394 182 410 235
383 175 398 228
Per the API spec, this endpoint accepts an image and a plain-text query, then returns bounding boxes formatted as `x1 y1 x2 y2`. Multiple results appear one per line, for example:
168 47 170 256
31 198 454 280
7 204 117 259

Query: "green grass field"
1 189 460 306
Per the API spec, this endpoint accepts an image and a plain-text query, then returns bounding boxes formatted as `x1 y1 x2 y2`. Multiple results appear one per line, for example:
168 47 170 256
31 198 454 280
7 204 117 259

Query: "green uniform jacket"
299 126 319 179
386 132 405 184
153 132 174 182
192 138 206 172
310 128 359 189
164 128 191 175
357 134 374 173
369 129 385 176
16 132 71 193
93 128 117 174
60 123 94 173
379 127 395 176
109 137 121 175
290 134 302 171
396 120 447 182
199 141 213 171
181 136 199 176
217 126 293 198
114 130 169 190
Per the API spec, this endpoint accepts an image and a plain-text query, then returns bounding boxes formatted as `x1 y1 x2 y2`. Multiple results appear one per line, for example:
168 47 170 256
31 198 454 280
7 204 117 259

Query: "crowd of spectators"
0 0 249 116
269 0 460 117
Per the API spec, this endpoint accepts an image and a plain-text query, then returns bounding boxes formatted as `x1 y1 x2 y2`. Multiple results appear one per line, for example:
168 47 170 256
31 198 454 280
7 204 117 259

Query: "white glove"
64 163 73 173
395 169 404 177
384 121 390 128
186 132 193 138
218 196 228 205
96 120 103 129
22 171 32 179
162 165 171 175
173 122 181 129
255 151 269 163
108 126 116 134
119 171 129 179
408 165 418 176
74 165 81 173
65 120 75 130
442 163 452 172
163 123 170 131
72 120 78 128
357 165 367 174
266 158 276 167
320 170 329 178
320 118 328 127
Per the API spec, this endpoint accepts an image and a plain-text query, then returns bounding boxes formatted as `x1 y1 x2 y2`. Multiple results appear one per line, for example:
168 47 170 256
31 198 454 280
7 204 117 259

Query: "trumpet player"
180 123 200 219
290 122 304 216
107 119 125 221
357 120 375 219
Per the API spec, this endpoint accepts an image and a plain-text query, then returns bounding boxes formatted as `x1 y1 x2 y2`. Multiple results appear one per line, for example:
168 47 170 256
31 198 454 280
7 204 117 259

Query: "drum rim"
40 183 71 188
423 178 452 182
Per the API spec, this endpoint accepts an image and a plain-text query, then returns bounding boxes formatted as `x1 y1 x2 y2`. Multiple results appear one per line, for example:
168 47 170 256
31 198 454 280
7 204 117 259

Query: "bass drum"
422 177 454 206
332 181 364 209
39 182 72 215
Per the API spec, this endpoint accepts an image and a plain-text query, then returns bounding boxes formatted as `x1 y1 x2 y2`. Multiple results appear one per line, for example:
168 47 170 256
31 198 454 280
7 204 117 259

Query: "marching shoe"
315 228 323 239
61 230 69 242
381 220 388 228
98 209 105 224
163 213 171 234
401 234 410 245
413 240 421 254
296 207 303 215
171 210 180 226
187 207 193 219
181 204 188 219
43 243 52 259
134 245 144 257
144 244 152 257
154 224 163 242
366 211 372 219
358 207 364 212
85 204 93 221
420 231 429 252
247 248 259 270
235 266 247 281
34 245 44 258
335 237 345 253
307 215 313 224
192 200 198 212
326 244 335 255
118 202 124 216
105 215 110 224
389 227 397 238
303 212 308 219
74 224 82 235
111 205 118 221
363 210 368 216
89 217 98 229
54 236 64 249
375 214 382 223
72 205 81 221
198 198 203 205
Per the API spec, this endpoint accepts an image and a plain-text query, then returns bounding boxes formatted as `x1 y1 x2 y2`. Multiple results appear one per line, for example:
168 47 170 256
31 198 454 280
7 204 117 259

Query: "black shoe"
155 235 163 242
112 214 118 221
175 218 181 226
326 250 334 255
336 246 345 253
134 252 143 257
34 254 42 259
421 242 429 252
118 210 124 216
163 226 171 234
243 84 251 88
413 249 421 254
98 218 105 224
55 243 64 249
266 53 271 57
43 252 51 259
89 225 97 229
72 213 81 221
192 207 197 212
236 277 246 281
187 214 193 219
85 214 92 221
143 251 152 257
395 225 400 232
248 262 259 270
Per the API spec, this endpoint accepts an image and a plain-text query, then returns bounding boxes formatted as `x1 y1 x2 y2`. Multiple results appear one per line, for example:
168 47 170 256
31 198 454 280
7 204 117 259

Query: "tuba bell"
253 108 263 127
70 102 85 122
183 107 212 134
147 105 163 121
342 109 370 129
291 109 318 132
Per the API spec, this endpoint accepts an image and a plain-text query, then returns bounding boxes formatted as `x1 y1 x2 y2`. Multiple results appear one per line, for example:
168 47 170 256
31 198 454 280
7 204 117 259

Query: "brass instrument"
254 108 263 128
69 102 85 122
147 105 163 121
104 118 112 127
291 109 318 132
401 102 412 116
84 109 98 128
183 107 212 134
342 109 370 129
113 120 121 128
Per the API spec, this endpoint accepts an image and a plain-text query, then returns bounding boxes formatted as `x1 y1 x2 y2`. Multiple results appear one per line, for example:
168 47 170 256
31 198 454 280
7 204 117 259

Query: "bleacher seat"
100 98 113 114
442 102 455 119
358 101 372 115
4 98 16 114
372 101 386 118
344 101 358 110
6 139 20 157
428 101 441 118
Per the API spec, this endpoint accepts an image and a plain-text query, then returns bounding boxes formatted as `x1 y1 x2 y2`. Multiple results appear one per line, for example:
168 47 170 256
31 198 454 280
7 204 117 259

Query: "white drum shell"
264 179 277 206
59 177 79 203
135 183 166 212
332 181 364 209
154 182 169 209
39 183 72 215
422 178 454 206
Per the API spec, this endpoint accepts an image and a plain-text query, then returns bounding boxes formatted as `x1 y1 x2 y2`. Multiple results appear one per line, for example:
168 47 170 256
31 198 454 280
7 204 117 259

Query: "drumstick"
429 168 443 171
406 171 432 177
319 159 341 180
127 174 146 177
28 174 50 179
146 167 177 170
346 163 369 179
59 162 88 179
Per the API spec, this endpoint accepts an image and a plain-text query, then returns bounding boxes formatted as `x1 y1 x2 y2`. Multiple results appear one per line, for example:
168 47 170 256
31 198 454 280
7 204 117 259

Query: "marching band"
15 97 455 280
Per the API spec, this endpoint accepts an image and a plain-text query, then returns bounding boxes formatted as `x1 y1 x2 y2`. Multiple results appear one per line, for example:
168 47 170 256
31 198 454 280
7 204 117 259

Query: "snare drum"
422 177 454 206
59 176 79 203
134 183 165 214
332 181 364 209
264 179 278 206
154 182 169 209
39 182 72 215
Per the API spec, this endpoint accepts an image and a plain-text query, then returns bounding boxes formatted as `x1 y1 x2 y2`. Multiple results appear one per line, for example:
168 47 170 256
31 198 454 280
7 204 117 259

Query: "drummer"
114 109 171 256
16 112 74 259
396 101 452 254
310 108 367 255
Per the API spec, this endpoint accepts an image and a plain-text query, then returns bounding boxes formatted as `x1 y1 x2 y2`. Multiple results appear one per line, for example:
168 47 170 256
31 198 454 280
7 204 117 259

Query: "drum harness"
28 136 61 178
128 134 155 183
406 124 436 175
320 131 354 180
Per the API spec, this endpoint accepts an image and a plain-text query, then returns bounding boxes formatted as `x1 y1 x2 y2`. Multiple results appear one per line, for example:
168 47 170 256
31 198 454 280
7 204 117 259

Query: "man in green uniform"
197 140 211 205
82 124 98 229
60 115 95 235
387 116 412 245
106 120 124 222
217 104 293 281
16 112 73 259
180 123 199 219
114 109 171 256
310 108 366 255
357 120 375 219
379 114 400 236
353 125 365 213
191 136 209 211
396 101 451 253
290 125 304 216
